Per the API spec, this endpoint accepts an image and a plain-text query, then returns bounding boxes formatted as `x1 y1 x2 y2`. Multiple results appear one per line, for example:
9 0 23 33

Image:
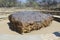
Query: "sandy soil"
0 19 19 35
0 16 60 40
0 8 60 40
0 19 60 35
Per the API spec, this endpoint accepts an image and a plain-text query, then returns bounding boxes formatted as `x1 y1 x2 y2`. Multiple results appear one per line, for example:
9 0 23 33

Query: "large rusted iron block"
8 11 53 34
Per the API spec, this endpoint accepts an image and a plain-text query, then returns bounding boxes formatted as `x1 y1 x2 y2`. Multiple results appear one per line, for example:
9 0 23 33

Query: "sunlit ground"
0 8 60 40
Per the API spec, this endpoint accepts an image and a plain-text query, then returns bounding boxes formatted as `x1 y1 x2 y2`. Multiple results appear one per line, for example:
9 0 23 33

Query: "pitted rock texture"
8 11 53 34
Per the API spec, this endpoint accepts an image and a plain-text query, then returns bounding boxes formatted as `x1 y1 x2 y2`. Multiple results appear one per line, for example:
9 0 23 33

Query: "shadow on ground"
53 17 60 23
53 32 60 37
7 22 23 34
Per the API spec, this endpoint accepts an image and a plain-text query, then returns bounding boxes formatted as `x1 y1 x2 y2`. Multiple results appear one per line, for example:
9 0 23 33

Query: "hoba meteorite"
8 11 53 34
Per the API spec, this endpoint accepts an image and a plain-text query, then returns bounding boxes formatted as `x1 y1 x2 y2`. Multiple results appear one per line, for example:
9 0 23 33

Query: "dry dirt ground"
0 19 60 40
0 16 60 40
0 18 60 35
0 8 60 40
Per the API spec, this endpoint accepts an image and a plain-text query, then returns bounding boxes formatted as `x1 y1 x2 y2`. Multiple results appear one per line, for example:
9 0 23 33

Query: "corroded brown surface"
8 11 53 34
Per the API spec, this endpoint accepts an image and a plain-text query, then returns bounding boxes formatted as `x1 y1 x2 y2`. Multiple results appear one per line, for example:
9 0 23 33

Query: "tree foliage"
0 0 17 7
0 0 58 8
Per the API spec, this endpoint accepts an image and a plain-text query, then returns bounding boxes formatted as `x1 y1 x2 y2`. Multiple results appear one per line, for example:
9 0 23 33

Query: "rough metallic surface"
8 11 53 34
